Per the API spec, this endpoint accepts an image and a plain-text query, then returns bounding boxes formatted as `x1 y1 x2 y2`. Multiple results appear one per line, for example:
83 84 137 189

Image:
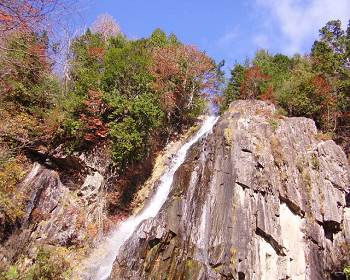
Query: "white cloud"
256 0 350 54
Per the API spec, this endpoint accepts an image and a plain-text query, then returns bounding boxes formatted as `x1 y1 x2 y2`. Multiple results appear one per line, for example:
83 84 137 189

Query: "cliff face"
111 101 350 280
0 125 202 274
0 146 111 268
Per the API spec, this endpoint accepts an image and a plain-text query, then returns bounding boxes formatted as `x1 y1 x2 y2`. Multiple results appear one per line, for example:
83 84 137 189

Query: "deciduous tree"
151 44 216 125
91 14 122 42
240 66 270 99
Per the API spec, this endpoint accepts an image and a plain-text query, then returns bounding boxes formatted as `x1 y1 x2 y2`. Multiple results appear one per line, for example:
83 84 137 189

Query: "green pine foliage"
221 64 245 110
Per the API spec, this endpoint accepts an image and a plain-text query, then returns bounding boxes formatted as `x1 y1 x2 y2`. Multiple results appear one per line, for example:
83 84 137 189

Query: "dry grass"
315 131 334 142
270 136 285 167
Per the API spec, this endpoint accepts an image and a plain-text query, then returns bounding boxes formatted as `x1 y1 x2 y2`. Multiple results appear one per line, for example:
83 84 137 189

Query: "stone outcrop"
111 100 350 280
0 146 111 267
0 127 202 273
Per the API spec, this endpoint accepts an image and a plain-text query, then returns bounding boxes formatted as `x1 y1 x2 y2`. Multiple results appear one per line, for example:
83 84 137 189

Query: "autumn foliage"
88 46 105 60
151 44 216 123
240 66 271 100
0 0 73 33
222 19 350 155
79 90 108 142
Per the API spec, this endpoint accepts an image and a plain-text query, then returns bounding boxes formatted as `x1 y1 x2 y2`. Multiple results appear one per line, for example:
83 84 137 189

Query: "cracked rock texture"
111 100 350 280
0 146 110 267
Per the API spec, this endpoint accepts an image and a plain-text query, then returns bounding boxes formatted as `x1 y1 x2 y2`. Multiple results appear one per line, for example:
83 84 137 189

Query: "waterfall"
78 115 218 280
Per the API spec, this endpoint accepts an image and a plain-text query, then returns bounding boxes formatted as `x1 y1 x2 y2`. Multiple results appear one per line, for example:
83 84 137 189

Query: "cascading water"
78 115 218 280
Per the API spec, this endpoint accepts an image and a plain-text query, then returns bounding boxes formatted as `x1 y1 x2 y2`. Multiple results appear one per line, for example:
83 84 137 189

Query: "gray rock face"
0 147 110 265
111 100 350 280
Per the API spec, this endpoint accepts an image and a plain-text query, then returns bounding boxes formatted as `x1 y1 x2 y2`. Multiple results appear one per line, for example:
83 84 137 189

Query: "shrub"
25 247 71 280
109 116 145 166
268 119 279 131
274 107 288 118
2 265 19 280
315 132 334 141
270 137 285 167
0 160 26 224
310 154 320 170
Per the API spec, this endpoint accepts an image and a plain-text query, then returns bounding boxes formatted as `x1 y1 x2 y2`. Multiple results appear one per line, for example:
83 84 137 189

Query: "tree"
311 20 349 73
310 19 350 152
221 63 246 110
91 14 122 42
0 0 76 37
0 0 75 110
102 39 152 97
253 51 292 87
318 20 345 54
0 30 58 110
346 20 350 67
240 66 270 99
65 27 219 166
0 0 56 32
108 93 164 166
150 44 216 126
148 28 168 48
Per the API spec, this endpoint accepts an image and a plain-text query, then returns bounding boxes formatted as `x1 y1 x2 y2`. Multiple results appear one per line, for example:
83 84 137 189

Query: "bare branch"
91 14 122 41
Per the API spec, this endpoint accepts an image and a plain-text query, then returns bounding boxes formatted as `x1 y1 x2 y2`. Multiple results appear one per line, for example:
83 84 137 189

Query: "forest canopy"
0 9 219 170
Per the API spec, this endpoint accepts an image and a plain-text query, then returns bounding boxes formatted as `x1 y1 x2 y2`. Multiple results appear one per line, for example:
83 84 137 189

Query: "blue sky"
81 0 350 70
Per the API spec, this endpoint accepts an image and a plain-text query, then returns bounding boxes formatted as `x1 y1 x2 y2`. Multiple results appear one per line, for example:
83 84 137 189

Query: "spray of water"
78 115 218 280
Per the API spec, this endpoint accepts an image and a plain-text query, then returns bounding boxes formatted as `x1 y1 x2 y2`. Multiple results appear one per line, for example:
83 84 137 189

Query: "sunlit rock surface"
111 100 350 280
0 146 110 267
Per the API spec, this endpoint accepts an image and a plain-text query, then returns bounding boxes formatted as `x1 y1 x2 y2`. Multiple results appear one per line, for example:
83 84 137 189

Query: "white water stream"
79 115 218 280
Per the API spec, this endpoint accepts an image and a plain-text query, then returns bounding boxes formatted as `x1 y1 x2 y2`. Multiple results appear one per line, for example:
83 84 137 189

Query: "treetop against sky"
82 0 350 68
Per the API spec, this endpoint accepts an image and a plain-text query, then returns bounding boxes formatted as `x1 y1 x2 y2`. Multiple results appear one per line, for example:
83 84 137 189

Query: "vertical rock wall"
111 100 350 280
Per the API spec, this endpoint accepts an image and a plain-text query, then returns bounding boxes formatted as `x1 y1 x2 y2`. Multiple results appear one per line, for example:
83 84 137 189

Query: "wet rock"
111 100 350 280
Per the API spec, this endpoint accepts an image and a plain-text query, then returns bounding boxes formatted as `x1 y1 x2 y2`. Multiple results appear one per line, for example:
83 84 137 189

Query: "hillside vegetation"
221 19 350 155
0 4 220 248
0 1 349 278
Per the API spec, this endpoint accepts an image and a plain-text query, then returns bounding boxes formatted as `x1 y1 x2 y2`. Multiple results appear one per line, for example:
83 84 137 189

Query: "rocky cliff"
111 100 350 280
0 145 112 272
0 124 203 276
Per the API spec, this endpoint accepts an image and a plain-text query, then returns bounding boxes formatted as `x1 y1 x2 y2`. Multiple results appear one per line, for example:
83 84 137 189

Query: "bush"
109 116 144 165
25 247 71 280
344 266 350 280
0 160 26 224
2 265 19 280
